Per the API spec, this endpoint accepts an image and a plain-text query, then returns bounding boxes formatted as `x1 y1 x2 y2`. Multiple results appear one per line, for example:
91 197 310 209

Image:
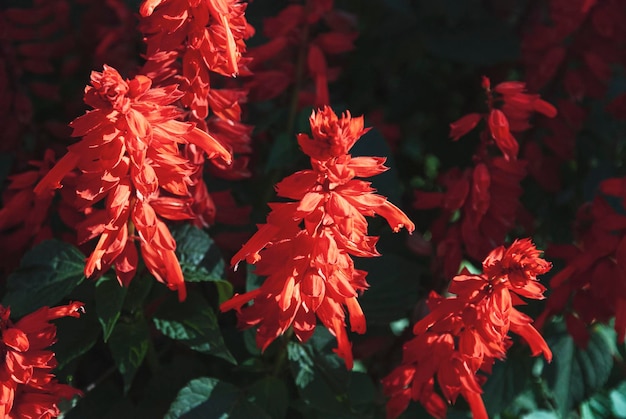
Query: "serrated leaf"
170 224 232 302
482 354 531 416
581 392 613 419
153 290 235 364
3 240 85 317
287 342 315 388
248 376 289 419
611 382 626 418
176 228 227 283
108 317 150 393
289 330 367 418
165 377 269 419
544 321 614 415
95 276 127 342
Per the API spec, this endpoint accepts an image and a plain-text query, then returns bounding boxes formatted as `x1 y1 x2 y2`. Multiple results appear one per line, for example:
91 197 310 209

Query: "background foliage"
2 0 626 418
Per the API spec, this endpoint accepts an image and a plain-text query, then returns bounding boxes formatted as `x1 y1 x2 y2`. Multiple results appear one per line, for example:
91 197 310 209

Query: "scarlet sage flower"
139 0 254 233
246 0 358 108
450 77 556 161
414 78 556 281
0 150 57 272
34 65 231 300
0 301 84 418
537 182 626 345
383 239 552 419
221 107 414 368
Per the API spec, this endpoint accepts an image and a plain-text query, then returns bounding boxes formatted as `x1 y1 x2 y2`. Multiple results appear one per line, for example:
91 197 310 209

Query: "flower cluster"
414 77 556 281
34 66 231 300
221 107 414 368
0 150 58 273
0 302 84 418
383 239 552 419
537 178 626 345
246 0 357 108
139 0 254 229
521 0 626 190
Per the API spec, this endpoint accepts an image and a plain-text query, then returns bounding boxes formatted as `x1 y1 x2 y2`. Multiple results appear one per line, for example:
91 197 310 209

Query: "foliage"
1 0 626 418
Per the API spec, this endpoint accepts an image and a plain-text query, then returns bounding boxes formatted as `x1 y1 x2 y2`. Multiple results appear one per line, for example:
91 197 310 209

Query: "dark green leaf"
153 290 235 364
95 276 127 342
289 330 370 418
611 382 626 418
287 342 315 389
482 354 531 416
122 274 153 311
3 240 85 317
107 317 150 392
248 376 289 419
581 392 613 419
264 132 301 173
165 377 269 419
171 224 232 302
544 322 614 415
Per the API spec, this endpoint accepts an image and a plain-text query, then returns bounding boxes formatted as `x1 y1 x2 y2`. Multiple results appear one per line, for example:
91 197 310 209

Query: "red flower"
246 0 357 108
383 240 551 419
0 302 84 418
538 183 626 345
34 65 231 300
221 107 414 368
0 150 58 272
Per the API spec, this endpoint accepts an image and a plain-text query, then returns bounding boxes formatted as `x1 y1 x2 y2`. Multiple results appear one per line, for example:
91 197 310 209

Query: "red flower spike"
0 302 84 418
384 240 551 418
34 65 232 299
222 107 413 368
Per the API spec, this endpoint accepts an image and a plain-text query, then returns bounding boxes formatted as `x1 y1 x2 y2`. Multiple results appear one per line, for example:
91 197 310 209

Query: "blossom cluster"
383 239 552 418
537 178 626 345
35 66 231 300
221 106 414 368
414 77 556 280
0 302 84 418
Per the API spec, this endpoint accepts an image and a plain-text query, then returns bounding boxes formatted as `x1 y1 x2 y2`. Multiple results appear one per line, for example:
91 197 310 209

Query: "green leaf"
264 132 300 173
581 392 613 419
288 329 374 418
287 342 315 389
122 273 153 311
248 376 289 419
482 354 531 416
153 290 236 364
611 382 626 418
171 224 233 302
95 276 127 342
544 321 614 415
3 240 85 317
108 317 150 393
165 377 269 419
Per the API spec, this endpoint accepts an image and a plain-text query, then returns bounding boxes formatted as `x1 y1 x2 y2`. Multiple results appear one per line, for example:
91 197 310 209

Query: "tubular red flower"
0 302 84 418
383 240 551 418
34 65 232 299
222 107 413 367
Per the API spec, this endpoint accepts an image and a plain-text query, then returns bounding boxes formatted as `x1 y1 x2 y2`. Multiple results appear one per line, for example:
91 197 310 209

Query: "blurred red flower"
0 302 84 418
